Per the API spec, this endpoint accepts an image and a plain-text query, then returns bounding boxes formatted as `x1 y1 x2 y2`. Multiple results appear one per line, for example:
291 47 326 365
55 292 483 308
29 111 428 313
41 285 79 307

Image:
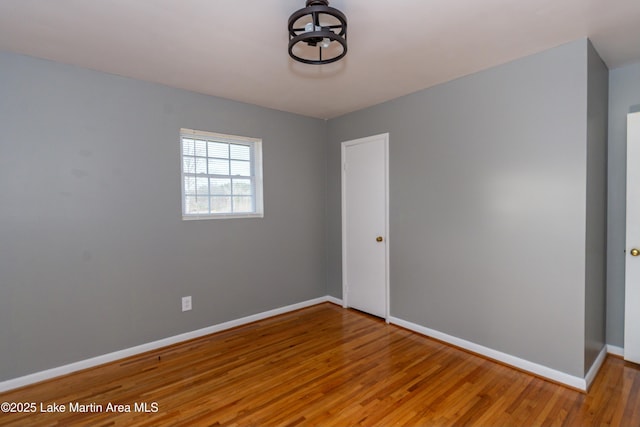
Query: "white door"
626 112 640 364
342 133 389 319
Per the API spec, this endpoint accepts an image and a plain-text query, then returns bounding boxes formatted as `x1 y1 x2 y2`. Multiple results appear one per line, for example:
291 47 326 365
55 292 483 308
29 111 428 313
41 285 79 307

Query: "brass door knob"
376 236 384 242
631 248 640 257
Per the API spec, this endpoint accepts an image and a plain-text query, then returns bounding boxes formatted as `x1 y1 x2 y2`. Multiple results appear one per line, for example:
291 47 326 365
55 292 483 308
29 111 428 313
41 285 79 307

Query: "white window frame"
180 128 264 220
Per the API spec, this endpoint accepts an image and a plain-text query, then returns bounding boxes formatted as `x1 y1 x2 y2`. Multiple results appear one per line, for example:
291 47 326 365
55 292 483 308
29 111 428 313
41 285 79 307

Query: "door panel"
342 134 388 318
626 112 640 364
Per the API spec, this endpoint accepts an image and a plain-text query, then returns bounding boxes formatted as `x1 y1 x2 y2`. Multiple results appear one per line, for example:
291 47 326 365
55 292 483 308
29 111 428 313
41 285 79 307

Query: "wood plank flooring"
0 302 639 426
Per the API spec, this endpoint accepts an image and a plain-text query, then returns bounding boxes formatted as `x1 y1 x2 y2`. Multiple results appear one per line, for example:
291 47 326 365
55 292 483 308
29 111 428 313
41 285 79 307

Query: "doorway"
626 112 640 364
341 133 389 319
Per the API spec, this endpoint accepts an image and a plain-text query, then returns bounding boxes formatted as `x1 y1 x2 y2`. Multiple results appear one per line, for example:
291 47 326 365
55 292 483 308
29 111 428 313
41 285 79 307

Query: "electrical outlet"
181 296 192 312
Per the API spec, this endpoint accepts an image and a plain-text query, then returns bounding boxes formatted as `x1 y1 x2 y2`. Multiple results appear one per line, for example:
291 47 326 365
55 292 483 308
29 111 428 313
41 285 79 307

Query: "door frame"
341 133 390 321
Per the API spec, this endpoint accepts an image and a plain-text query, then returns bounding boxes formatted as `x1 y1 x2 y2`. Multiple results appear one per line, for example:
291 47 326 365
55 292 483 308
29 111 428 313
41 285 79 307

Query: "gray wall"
607 61 640 348
584 41 609 373
0 52 327 381
327 39 597 377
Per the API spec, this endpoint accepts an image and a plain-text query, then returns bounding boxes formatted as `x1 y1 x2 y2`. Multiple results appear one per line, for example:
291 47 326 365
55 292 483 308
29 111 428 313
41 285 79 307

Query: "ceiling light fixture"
288 0 347 65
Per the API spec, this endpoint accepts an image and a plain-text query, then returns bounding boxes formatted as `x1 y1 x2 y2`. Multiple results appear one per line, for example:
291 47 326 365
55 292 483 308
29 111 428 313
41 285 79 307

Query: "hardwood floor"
0 302 639 426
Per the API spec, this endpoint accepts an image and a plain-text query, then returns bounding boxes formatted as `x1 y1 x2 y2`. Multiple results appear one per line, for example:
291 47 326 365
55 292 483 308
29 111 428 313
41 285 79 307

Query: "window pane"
183 156 196 174
208 142 229 159
182 139 195 156
185 196 209 214
195 140 207 157
230 160 251 176
196 176 209 194
211 196 231 213
209 158 229 175
232 179 252 195
184 176 196 194
230 144 251 161
195 157 207 174
181 130 262 219
233 196 253 213
211 178 231 195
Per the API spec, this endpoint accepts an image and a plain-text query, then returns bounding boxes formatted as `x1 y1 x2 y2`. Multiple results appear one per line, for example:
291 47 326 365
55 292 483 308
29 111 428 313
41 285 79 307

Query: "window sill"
182 213 264 221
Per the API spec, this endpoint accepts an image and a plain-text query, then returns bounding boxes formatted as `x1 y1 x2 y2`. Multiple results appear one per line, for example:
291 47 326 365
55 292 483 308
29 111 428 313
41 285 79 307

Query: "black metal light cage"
288 0 347 65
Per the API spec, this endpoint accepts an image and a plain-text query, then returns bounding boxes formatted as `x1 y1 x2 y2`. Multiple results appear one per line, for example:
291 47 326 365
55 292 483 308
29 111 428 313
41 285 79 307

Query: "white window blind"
180 128 263 219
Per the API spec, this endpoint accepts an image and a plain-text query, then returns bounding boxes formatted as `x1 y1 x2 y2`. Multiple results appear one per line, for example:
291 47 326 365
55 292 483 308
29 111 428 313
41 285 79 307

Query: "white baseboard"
325 295 343 306
585 345 608 390
607 344 624 357
0 296 336 393
389 316 598 391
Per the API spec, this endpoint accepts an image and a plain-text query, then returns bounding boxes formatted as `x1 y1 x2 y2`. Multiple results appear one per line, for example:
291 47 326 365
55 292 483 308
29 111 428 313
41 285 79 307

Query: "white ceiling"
1 0 639 119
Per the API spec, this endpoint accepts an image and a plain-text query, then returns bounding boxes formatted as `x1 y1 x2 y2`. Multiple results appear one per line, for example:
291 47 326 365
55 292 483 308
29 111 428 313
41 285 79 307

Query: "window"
180 128 263 219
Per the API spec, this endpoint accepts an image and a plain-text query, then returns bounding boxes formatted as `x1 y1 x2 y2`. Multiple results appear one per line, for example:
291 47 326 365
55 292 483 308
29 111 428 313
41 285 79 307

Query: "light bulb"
321 38 331 49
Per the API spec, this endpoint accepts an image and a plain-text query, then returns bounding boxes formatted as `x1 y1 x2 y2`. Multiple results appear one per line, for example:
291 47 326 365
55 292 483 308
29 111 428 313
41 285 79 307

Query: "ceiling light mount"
288 0 347 65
